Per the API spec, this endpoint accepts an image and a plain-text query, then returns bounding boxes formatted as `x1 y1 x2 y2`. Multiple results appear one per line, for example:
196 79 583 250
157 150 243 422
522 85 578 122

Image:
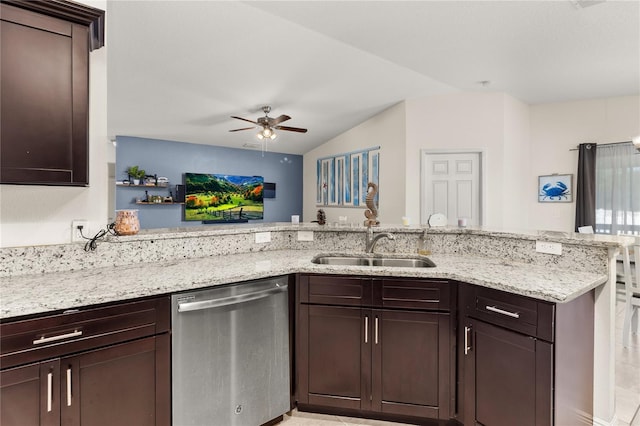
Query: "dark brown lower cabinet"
1 336 167 426
461 283 594 426
297 274 453 423
374 309 450 420
1 360 59 426
303 304 368 410
0 296 170 426
463 319 552 426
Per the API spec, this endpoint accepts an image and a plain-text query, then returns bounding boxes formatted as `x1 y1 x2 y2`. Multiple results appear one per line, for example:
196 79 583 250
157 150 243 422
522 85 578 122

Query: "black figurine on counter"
313 209 326 225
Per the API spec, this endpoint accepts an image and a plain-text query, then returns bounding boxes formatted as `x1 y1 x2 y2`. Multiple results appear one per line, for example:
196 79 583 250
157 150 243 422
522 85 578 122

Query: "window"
595 142 640 235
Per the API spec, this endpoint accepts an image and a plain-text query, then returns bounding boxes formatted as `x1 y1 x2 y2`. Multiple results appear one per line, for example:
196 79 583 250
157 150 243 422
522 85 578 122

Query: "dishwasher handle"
177 284 287 312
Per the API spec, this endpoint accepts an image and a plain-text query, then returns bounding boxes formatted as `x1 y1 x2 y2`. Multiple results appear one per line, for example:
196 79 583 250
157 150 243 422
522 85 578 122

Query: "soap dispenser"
417 228 432 256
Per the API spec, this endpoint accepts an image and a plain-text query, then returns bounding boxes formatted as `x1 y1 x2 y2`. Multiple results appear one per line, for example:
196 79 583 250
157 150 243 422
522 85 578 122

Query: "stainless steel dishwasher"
171 276 290 426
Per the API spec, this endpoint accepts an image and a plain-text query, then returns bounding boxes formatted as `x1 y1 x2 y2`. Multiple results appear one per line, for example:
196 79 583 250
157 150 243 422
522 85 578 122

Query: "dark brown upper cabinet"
0 0 104 186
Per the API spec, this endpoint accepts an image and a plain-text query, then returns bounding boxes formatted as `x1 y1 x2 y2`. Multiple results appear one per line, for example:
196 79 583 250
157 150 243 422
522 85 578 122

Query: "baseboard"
593 413 618 426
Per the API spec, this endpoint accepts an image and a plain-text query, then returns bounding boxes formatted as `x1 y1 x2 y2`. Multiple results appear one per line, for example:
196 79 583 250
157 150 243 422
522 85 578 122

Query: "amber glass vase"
114 210 140 235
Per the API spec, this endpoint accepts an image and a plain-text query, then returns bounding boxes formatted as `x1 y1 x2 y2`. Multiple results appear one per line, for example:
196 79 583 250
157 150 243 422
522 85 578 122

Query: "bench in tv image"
184 173 263 223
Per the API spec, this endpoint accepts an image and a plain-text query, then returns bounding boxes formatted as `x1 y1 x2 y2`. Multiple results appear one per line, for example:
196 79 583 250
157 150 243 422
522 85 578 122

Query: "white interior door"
421 152 482 226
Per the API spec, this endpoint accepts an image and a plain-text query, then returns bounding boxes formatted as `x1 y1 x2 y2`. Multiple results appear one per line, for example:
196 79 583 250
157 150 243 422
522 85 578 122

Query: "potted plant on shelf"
126 166 146 185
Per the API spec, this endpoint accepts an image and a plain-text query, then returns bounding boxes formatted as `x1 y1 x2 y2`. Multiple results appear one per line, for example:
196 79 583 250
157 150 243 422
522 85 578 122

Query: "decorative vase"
114 210 140 235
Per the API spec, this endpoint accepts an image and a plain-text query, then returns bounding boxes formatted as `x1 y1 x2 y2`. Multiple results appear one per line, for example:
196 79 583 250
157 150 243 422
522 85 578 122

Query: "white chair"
620 240 640 348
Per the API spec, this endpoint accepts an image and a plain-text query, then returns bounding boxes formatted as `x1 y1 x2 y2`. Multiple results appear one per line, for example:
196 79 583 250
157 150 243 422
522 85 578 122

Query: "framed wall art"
538 174 573 202
316 146 380 207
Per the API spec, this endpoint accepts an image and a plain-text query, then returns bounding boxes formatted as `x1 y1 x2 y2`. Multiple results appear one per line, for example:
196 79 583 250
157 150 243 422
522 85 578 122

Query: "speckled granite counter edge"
0 250 608 320
107 223 633 248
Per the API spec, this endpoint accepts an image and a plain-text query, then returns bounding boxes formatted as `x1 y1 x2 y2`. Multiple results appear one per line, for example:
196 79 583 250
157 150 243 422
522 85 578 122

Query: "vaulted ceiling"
107 1 640 155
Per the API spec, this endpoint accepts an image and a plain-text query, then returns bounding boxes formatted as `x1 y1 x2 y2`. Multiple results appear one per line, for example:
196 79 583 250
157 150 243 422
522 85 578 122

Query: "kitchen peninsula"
0 224 630 425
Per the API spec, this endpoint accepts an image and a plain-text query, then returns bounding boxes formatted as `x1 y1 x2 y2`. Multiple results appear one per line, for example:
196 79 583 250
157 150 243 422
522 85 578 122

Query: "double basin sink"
312 254 436 268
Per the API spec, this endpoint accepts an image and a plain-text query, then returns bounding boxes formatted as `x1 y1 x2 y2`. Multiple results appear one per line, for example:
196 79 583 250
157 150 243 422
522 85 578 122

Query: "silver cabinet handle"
47 372 53 412
374 316 379 345
33 330 82 345
364 316 369 344
486 305 520 318
464 326 472 355
66 367 72 406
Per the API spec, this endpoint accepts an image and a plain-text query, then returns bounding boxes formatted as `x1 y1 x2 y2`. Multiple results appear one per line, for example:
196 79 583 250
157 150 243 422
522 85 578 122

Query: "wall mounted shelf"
117 183 169 188
135 201 184 205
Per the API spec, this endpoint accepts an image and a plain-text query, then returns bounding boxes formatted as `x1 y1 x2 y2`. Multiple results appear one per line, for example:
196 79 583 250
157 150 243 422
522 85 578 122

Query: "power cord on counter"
78 223 117 252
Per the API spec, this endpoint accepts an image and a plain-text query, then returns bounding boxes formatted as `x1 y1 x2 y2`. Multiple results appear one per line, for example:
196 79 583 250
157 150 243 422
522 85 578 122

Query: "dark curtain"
574 143 597 232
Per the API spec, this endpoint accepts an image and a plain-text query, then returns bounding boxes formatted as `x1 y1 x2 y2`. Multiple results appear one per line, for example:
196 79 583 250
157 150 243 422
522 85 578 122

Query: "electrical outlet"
297 231 314 241
536 241 562 255
71 220 88 242
255 232 271 243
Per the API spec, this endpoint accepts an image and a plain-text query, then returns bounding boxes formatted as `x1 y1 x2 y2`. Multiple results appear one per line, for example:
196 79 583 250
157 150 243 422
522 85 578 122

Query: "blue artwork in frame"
330 158 336 204
353 156 360 206
345 154 351 203
316 161 322 204
337 157 343 204
315 146 379 207
538 174 573 202
361 151 368 205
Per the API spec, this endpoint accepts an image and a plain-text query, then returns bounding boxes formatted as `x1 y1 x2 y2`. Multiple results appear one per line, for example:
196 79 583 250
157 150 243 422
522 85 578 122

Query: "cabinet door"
61 335 170 426
0 4 89 185
298 304 371 411
372 310 451 420
463 319 552 426
0 360 60 426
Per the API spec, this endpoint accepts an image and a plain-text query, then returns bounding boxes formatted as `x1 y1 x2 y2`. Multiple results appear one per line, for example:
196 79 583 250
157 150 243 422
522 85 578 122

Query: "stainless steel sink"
370 257 436 268
312 256 371 266
311 254 436 268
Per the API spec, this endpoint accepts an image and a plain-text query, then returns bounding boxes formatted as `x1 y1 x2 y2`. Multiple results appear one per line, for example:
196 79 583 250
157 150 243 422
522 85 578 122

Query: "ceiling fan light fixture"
257 126 276 140
231 105 306 142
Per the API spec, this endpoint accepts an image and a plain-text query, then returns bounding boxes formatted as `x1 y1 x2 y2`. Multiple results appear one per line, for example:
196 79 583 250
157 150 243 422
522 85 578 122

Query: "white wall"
528 95 640 232
307 93 639 234
502 95 531 230
0 0 109 248
303 102 406 225
405 93 509 227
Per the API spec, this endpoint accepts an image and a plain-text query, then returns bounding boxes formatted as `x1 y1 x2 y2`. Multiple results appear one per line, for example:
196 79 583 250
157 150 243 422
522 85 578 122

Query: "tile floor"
616 297 640 426
282 299 640 426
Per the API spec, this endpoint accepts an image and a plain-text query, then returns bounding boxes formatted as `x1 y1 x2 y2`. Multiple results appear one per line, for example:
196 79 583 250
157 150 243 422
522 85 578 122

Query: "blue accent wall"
115 136 303 229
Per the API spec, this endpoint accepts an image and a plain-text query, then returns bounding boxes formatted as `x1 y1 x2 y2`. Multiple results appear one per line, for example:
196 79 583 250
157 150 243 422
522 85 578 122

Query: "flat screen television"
184 173 264 222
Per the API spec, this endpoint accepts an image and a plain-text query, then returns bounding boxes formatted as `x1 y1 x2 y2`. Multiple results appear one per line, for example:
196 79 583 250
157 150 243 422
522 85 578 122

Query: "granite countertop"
0 249 608 320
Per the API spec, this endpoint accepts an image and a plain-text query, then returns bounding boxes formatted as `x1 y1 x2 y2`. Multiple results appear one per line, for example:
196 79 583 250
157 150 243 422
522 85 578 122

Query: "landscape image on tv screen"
184 173 264 222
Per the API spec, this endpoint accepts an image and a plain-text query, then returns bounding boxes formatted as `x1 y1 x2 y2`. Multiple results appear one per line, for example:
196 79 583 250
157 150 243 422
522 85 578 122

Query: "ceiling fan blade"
231 116 258 125
229 126 256 132
271 114 291 125
274 125 308 133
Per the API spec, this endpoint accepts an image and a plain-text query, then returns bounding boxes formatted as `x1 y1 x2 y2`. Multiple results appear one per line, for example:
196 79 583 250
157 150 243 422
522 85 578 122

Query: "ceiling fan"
229 106 307 140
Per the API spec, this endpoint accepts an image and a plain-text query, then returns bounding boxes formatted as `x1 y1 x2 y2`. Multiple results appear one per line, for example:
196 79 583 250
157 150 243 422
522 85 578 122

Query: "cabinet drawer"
378 278 450 311
464 285 554 341
0 296 170 369
299 275 371 306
